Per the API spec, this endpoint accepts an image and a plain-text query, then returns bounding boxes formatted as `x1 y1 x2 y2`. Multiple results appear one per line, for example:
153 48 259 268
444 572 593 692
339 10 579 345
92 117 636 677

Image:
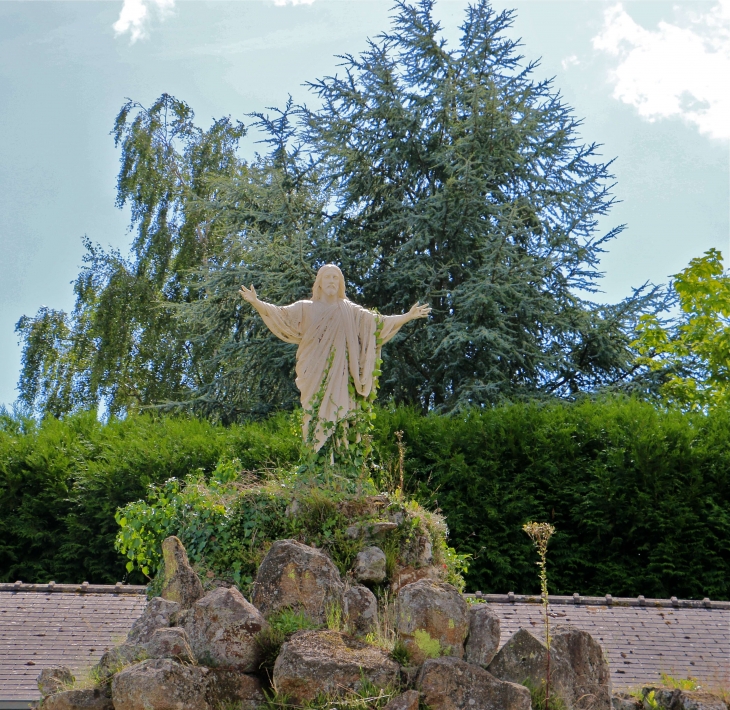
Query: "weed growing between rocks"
522 678 568 710
523 521 557 710
256 609 320 675
262 677 397 710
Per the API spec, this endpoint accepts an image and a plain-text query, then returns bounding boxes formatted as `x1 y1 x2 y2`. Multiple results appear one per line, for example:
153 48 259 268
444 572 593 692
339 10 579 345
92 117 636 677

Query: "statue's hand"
408 302 431 320
238 284 258 304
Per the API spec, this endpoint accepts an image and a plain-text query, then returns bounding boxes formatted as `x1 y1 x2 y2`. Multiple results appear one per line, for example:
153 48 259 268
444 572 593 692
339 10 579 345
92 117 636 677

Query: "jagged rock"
144 627 194 663
41 689 113 710
206 669 265 710
273 629 399 702
416 536 433 566
396 579 469 665
384 690 421 710
488 626 612 710
346 521 399 539
112 659 210 710
354 546 387 583
37 666 74 696
343 584 379 635
252 539 344 624
464 603 500 667
126 596 180 644
613 693 641 710
185 586 268 671
390 565 441 593
160 536 204 609
642 689 727 710
418 657 531 710
92 644 146 684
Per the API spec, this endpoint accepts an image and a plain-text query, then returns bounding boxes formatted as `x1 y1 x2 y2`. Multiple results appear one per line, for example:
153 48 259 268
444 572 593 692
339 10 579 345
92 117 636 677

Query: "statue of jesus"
239 264 430 452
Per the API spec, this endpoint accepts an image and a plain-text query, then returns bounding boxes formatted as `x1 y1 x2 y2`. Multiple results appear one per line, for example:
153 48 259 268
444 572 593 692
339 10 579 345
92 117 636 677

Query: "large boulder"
391 565 442 593
384 690 421 710
354 546 387 583
144 627 194 663
206 669 265 710
273 630 399 702
92 644 146 685
643 689 727 710
252 539 344 624
464 603 500 667
126 596 180 645
488 626 612 710
343 584 379 636
159 536 204 609
613 693 641 710
41 689 113 710
185 586 268 671
112 659 210 710
396 579 469 665
418 656 531 710
37 667 74 697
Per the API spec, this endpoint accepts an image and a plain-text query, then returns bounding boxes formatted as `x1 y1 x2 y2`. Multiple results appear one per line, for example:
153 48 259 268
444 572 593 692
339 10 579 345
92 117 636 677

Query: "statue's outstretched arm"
380 302 431 343
238 284 303 345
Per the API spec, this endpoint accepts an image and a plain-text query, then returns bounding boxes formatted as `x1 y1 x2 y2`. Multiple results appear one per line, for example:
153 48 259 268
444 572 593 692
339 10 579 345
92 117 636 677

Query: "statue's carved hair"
312 264 346 301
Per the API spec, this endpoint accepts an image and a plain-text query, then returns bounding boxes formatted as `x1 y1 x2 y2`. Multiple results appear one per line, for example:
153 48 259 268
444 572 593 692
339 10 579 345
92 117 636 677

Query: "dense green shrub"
374 397 730 600
0 411 299 584
116 463 467 596
2 398 730 600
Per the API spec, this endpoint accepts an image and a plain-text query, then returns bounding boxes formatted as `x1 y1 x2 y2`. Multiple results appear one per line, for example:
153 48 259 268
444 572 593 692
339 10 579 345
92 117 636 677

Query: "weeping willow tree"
16 1 666 421
16 95 248 417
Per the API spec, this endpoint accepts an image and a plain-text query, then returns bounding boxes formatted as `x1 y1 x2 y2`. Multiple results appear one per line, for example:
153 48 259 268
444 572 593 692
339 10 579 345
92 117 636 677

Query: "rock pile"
38 535 614 710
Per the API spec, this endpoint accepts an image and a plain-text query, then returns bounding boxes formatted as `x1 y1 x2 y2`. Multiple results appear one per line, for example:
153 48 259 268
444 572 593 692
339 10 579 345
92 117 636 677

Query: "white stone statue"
239 264 430 452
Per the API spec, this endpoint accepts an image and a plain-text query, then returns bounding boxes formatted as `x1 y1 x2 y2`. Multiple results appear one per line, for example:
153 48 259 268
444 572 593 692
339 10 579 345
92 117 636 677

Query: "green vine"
300 316 384 479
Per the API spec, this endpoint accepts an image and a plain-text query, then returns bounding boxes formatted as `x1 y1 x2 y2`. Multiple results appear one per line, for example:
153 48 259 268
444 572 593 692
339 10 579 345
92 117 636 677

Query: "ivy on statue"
239 264 430 469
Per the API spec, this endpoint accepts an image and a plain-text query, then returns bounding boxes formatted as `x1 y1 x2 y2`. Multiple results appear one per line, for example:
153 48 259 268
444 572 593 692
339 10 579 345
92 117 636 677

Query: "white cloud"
272 0 316 5
561 54 580 70
113 0 175 43
592 1 730 141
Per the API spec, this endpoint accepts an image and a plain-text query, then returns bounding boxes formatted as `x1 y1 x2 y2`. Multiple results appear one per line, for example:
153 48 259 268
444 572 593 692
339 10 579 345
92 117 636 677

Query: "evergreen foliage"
1 399 729 600
16 1 667 420
299 0 662 408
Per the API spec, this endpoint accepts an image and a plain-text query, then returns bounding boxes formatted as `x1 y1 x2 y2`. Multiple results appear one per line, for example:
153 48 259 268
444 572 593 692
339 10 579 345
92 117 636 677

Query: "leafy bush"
115 462 466 595
0 411 299 584
374 397 730 599
3 397 730 600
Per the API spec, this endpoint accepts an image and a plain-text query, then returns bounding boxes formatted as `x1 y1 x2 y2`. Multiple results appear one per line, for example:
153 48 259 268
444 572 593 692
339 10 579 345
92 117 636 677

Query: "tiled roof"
469 593 730 691
1 586 728 704
0 585 147 704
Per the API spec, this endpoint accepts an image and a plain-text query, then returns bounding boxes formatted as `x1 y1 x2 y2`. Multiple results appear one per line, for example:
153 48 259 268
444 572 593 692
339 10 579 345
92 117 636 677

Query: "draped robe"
255 298 404 451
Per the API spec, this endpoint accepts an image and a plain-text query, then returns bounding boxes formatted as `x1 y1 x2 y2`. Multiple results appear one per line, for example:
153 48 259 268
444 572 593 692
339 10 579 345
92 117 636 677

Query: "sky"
0 0 728 409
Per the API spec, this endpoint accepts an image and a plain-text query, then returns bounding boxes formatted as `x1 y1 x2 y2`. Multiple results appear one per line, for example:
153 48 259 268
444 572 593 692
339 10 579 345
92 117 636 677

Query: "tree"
17 95 246 416
633 248 730 410
17 2 666 420
296 0 663 409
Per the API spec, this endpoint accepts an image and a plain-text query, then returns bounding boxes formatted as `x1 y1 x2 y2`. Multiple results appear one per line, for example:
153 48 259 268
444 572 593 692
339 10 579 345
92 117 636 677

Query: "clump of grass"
363 592 398 653
659 674 700 691
390 639 411 666
257 609 321 674
522 678 568 710
326 602 344 631
263 677 397 710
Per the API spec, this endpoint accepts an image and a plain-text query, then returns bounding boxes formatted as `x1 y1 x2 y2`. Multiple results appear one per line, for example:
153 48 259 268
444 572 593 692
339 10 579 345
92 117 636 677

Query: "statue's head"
312 264 346 301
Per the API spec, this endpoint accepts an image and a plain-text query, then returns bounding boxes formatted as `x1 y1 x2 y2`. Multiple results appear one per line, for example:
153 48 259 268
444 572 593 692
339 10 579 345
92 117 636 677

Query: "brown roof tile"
1 588 728 701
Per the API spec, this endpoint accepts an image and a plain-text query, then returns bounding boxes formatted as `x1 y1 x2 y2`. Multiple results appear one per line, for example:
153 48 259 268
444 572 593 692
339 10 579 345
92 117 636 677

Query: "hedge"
1 398 729 599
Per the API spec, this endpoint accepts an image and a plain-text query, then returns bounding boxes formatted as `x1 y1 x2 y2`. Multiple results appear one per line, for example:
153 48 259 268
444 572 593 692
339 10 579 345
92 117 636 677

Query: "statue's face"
320 268 341 297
